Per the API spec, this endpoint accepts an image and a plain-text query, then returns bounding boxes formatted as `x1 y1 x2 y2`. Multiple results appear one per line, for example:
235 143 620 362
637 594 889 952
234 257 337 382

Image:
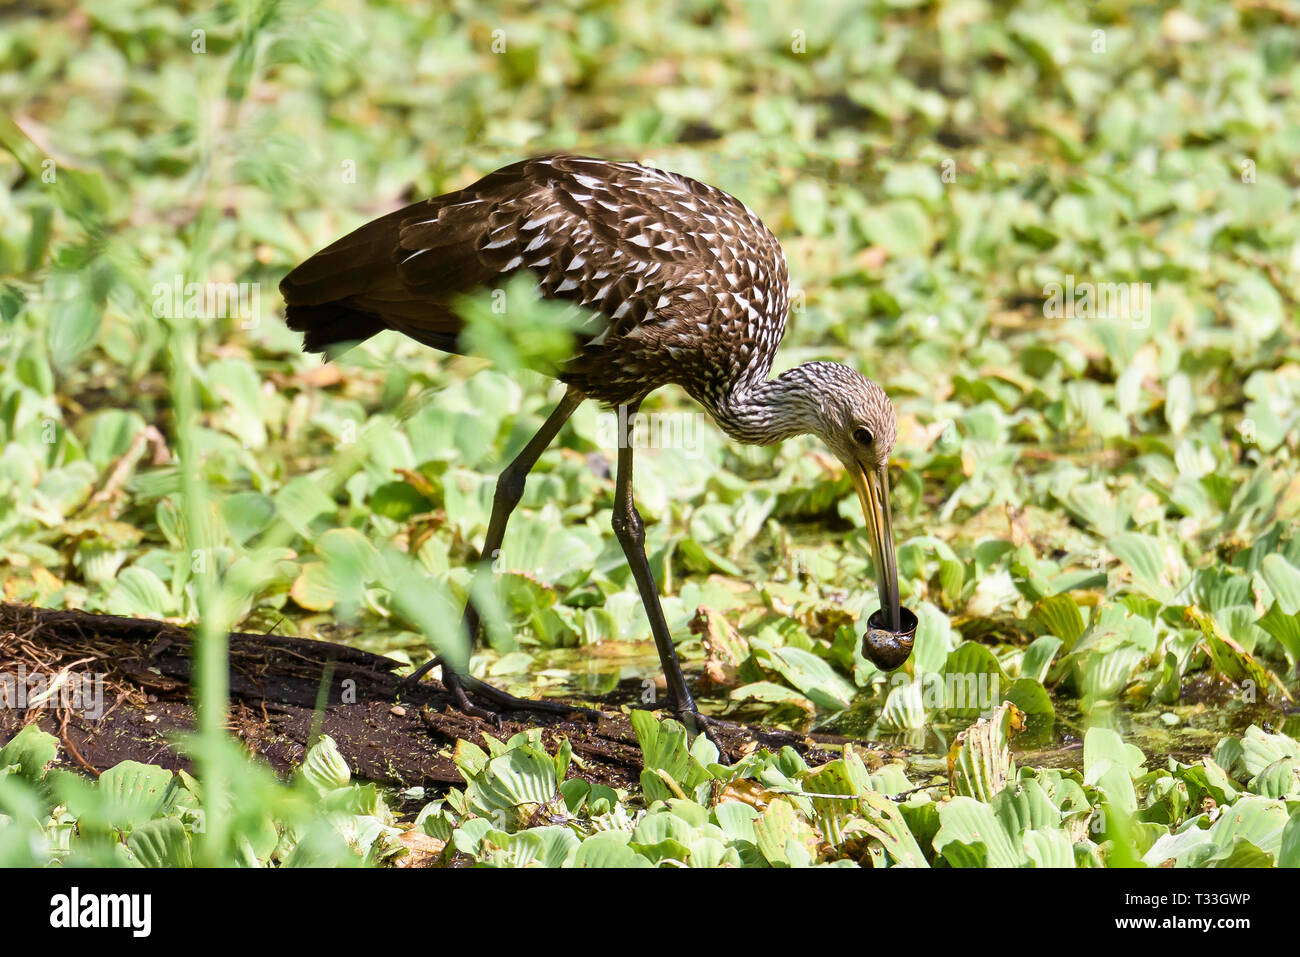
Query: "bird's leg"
400 389 593 721
459 387 585 645
610 402 725 752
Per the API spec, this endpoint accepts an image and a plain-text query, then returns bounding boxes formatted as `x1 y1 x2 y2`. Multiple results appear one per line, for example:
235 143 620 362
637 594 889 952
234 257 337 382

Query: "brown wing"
280 156 789 390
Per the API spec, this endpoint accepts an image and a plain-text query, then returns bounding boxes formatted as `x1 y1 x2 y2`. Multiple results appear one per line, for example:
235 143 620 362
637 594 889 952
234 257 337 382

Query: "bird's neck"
701 364 825 446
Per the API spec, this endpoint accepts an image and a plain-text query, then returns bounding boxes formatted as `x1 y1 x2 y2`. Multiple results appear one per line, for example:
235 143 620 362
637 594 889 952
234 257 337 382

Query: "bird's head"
712 359 903 631
807 363 901 632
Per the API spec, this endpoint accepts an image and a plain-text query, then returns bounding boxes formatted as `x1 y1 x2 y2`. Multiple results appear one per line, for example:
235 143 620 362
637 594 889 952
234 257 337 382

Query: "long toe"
453 671 603 723
475 686 603 721
396 656 444 696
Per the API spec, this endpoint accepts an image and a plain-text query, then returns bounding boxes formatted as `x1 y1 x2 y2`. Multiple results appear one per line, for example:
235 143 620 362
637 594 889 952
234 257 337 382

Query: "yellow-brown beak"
849 462 900 631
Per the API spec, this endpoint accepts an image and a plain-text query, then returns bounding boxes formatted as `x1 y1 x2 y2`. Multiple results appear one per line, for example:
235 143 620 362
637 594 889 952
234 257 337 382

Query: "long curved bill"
850 463 900 631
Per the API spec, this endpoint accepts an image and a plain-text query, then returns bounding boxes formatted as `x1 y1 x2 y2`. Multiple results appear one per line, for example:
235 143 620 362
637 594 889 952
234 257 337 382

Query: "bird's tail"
280 206 412 353
283 301 388 354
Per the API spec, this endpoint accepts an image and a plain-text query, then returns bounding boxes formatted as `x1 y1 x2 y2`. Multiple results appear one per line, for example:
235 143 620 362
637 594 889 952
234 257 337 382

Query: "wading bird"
281 155 902 735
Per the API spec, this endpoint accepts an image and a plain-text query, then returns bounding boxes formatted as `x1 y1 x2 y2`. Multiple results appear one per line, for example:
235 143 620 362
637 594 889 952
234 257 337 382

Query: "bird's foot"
394 655 441 697
399 657 602 726
664 699 797 762
664 698 731 759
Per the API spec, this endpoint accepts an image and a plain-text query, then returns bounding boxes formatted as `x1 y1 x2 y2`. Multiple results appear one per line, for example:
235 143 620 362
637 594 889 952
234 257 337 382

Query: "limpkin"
281 155 904 735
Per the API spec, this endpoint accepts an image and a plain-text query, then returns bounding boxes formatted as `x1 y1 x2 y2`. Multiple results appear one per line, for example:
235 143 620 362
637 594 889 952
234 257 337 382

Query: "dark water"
537 642 1300 774
827 696 1300 775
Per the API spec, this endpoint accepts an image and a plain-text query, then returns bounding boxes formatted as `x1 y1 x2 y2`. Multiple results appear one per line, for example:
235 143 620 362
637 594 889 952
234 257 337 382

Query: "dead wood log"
0 602 900 796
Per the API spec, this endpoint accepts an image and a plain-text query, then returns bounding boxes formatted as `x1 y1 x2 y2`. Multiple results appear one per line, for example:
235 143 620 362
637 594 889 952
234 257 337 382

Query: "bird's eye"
853 427 873 446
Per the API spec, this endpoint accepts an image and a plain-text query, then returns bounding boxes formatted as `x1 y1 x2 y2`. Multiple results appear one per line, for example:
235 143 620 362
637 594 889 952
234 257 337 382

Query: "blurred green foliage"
5 709 1299 867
